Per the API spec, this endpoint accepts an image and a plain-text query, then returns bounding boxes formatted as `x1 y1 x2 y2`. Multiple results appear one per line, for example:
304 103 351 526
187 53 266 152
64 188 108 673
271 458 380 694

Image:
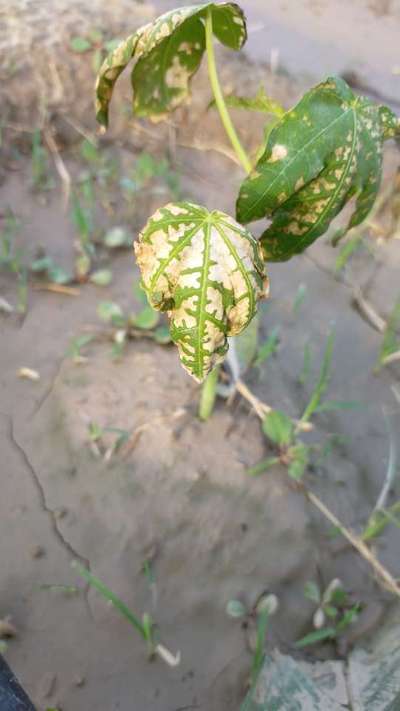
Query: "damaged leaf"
236 76 400 261
96 2 247 126
134 201 268 381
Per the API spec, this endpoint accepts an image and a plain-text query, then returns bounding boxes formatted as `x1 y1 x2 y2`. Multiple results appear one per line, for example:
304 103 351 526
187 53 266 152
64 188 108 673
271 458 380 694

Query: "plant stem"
205 8 252 175
199 365 220 420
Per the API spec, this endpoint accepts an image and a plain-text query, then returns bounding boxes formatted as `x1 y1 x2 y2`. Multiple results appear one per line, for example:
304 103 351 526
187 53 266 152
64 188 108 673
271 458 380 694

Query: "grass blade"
72 561 146 639
301 330 335 424
254 326 280 367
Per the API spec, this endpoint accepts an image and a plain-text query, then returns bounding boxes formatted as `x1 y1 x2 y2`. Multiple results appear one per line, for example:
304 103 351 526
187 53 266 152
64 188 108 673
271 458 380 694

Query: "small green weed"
31 130 54 192
296 579 360 648
72 562 180 665
375 296 400 370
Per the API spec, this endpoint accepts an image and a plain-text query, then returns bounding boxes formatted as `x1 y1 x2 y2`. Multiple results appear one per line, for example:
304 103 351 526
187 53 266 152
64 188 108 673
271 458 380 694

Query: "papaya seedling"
93 1 399 386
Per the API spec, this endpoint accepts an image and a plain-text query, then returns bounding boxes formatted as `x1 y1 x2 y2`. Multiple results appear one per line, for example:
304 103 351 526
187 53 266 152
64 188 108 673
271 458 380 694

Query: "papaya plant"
95 1 399 382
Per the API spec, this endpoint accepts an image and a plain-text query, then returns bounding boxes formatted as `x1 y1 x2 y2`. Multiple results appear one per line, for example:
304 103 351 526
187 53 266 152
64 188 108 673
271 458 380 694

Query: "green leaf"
254 325 280 367
152 325 172 344
75 253 91 279
198 365 220 421
236 76 399 261
95 3 247 127
295 627 336 648
336 604 360 632
235 313 259 372
304 581 321 605
80 139 100 163
299 341 313 385
132 305 160 330
288 443 309 480
97 300 124 323
252 608 269 686
262 409 294 448
104 226 131 248
315 399 363 413
135 201 267 382
89 269 112 286
30 256 54 273
376 296 400 368
292 283 307 315
226 599 247 618
335 234 363 272
70 37 92 53
72 561 147 639
210 86 285 117
301 329 335 423
47 265 73 285
247 456 280 477
67 334 94 358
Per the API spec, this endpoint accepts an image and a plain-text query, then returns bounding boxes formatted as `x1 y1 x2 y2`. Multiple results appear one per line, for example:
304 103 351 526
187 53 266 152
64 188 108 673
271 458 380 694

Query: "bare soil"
1 2 400 710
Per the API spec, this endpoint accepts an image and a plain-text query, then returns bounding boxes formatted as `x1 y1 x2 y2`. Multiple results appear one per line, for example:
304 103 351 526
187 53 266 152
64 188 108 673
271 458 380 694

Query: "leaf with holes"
95 3 247 127
134 202 268 381
236 76 400 261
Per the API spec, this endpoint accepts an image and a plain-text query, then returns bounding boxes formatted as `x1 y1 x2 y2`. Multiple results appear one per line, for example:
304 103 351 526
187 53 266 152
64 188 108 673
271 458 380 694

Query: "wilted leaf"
95 3 247 127
134 201 268 381
262 409 293 447
237 76 399 261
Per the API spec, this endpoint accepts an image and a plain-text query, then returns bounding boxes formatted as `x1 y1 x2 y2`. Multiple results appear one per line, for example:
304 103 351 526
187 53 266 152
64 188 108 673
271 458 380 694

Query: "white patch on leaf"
135 202 268 381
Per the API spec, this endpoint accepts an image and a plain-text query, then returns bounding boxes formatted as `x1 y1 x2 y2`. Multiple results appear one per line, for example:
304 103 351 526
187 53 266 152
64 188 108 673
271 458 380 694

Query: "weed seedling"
227 593 279 704
72 562 180 666
296 579 360 648
254 325 280 368
375 296 400 370
31 130 54 192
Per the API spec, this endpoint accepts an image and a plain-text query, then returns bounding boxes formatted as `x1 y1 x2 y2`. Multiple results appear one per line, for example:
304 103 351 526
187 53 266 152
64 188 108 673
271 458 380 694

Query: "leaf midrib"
241 105 353 223
214 221 255 326
304 106 358 238
195 221 211 378
149 217 206 290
